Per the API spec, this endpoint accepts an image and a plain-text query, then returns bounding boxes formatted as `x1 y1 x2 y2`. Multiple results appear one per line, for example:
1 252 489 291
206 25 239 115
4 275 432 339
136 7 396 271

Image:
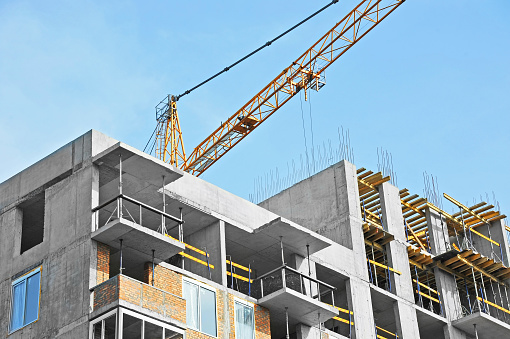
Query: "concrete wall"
0 130 117 337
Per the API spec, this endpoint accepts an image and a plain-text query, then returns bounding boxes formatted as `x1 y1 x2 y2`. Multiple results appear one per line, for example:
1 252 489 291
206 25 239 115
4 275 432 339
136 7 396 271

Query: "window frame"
234 297 255 339
88 308 118 339
9 266 42 334
182 277 218 337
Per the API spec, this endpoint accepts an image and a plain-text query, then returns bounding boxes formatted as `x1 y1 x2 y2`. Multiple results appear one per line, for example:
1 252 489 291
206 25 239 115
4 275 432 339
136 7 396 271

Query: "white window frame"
182 277 217 337
9 266 42 334
88 308 118 339
234 297 255 339
119 307 185 339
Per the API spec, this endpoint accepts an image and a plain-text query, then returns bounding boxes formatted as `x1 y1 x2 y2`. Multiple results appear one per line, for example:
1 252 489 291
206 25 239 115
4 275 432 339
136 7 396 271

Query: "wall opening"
20 192 45 254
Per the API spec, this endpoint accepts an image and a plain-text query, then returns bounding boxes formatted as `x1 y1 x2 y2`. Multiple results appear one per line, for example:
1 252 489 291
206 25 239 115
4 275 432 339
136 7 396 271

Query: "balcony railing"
92 194 183 238
248 265 336 305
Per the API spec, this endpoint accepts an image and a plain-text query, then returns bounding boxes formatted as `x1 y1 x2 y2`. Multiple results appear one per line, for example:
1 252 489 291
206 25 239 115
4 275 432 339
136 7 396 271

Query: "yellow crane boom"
156 0 405 176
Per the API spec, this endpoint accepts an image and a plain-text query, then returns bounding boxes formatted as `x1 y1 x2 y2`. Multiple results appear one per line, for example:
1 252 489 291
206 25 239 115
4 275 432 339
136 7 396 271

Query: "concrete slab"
254 217 333 257
258 287 338 326
453 311 510 338
91 218 185 260
415 306 448 338
93 142 182 188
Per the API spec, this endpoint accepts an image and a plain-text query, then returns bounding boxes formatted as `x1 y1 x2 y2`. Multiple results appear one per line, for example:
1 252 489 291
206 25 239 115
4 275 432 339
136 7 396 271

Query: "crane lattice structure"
154 0 405 176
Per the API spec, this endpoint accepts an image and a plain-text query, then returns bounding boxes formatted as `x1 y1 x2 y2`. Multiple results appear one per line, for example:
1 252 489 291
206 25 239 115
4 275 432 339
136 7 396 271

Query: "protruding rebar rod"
307 244 312 296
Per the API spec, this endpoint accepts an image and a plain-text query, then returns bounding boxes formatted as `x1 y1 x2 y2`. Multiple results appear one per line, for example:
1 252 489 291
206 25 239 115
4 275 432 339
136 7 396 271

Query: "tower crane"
153 0 405 176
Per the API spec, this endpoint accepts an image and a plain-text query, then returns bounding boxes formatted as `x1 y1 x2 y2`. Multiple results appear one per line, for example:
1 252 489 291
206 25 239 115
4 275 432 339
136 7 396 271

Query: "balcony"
253 265 338 325
92 194 185 261
91 274 186 326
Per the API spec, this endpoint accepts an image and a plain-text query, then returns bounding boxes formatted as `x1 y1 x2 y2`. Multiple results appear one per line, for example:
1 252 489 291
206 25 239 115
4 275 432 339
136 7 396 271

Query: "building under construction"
1 130 510 339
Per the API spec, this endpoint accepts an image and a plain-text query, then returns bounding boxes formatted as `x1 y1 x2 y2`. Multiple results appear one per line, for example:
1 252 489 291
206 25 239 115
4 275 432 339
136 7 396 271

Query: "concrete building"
1 130 509 339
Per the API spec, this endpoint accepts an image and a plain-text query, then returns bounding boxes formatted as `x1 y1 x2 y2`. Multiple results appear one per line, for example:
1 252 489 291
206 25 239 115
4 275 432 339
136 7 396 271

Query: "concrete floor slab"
255 217 333 257
258 287 338 326
453 311 510 338
91 218 185 260
93 142 182 188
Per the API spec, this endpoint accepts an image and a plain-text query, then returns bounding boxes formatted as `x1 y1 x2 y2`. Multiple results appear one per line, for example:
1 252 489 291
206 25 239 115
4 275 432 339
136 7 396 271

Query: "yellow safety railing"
165 234 214 269
367 258 402 275
477 296 510 315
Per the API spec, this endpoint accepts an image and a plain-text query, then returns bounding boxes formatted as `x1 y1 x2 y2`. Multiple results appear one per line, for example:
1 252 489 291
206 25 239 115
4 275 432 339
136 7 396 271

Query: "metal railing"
249 265 336 305
92 194 183 239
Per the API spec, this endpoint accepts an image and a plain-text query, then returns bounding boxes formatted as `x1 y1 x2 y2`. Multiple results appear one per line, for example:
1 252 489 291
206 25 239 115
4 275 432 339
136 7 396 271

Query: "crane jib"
158 0 405 176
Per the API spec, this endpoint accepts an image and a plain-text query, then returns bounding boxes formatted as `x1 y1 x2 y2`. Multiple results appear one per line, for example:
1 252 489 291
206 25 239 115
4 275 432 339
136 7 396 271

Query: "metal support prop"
285 307 290 339
371 246 378 287
119 239 124 275
248 263 251 297
363 199 366 222
415 265 423 307
280 236 285 265
230 256 234 289
480 273 489 315
161 175 166 234
205 247 211 280
307 244 312 297
474 324 479 339
179 207 183 242
118 154 123 219
405 219 408 241
152 249 155 286
472 267 481 312
464 279 472 314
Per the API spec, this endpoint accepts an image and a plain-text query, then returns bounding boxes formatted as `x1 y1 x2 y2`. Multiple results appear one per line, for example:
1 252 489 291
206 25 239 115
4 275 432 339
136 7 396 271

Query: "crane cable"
145 0 339 154
174 0 340 101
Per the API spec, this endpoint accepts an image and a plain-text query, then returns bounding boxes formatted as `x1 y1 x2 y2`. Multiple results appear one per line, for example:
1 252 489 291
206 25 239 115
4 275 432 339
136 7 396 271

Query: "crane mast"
156 0 405 176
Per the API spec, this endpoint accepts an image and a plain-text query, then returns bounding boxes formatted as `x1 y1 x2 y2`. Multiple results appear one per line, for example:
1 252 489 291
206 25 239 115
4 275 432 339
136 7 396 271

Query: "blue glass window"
10 267 41 333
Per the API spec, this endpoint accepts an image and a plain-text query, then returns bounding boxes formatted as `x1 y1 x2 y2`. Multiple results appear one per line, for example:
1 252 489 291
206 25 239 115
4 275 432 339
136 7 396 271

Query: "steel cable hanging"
174 0 340 101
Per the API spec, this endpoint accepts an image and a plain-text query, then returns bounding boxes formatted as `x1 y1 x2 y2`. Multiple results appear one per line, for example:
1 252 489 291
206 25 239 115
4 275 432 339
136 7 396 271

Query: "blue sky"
1 0 509 218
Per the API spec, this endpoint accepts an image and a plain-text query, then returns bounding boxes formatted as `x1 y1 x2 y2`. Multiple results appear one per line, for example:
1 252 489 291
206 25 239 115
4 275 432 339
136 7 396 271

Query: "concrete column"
379 182 415 302
473 219 510 266
290 253 317 297
393 301 421 338
426 207 450 256
334 161 369 280
379 182 421 337
347 278 376 339
183 220 225 284
434 267 466 339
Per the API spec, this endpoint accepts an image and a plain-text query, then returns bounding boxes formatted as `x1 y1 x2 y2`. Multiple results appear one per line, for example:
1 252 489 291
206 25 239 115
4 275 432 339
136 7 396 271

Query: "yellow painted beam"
468 227 500 247
444 193 490 226
376 325 398 338
179 252 215 269
416 290 440 304
226 271 252 283
367 258 402 275
413 279 440 295
226 259 251 272
333 316 354 325
477 296 510 315
456 255 503 286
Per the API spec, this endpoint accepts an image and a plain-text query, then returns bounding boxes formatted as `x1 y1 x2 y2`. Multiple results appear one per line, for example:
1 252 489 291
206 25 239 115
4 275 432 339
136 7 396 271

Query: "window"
89 309 117 339
9 266 42 333
182 279 217 336
20 192 45 254
234 299 254 339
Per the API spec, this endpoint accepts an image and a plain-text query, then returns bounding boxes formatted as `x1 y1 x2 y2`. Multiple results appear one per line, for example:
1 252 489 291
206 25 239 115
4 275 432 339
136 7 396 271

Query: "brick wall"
96 242 110 284
144 262 182 296
254 304 271 339
93 275 118 310
142 263 271 339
